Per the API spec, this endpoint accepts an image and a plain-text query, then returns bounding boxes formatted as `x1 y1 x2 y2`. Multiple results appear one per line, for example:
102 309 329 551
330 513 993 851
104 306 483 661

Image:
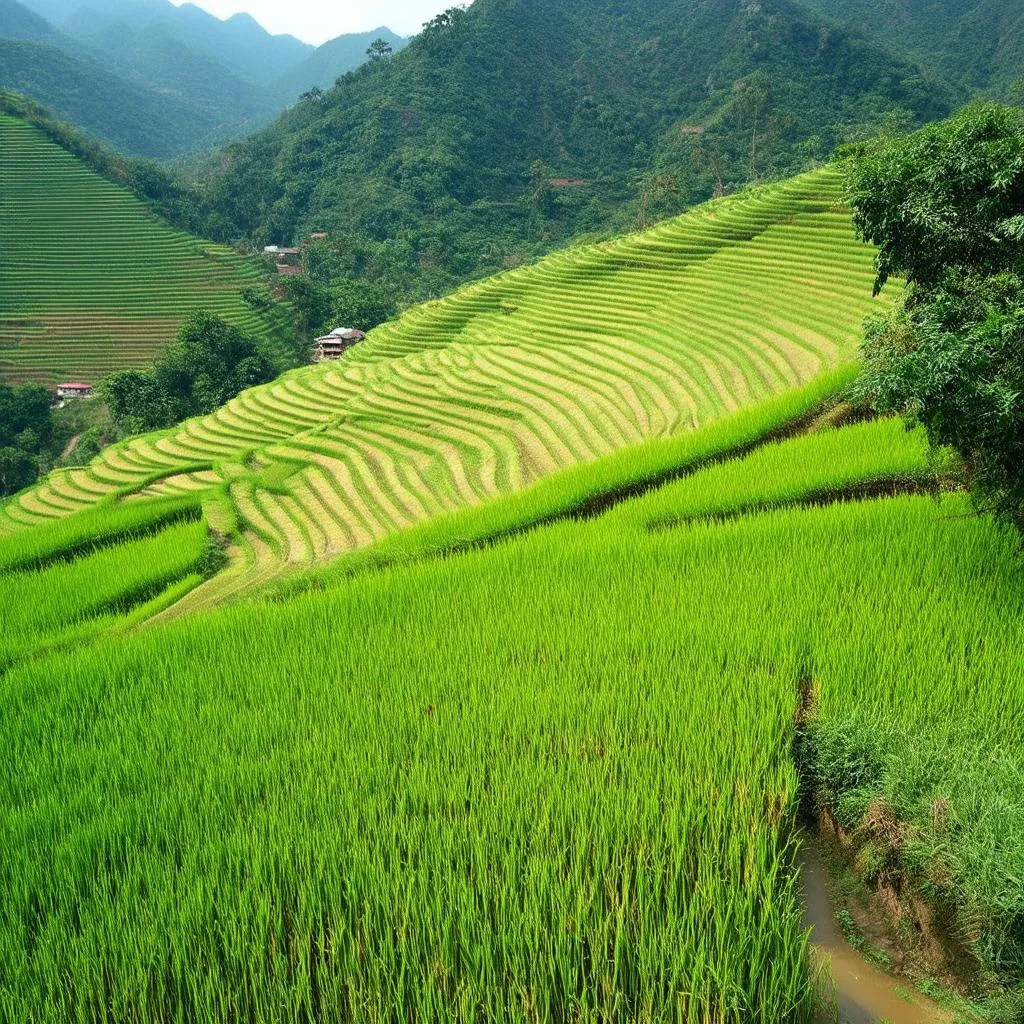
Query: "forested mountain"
799 0 1024 95
0 0 405 155
192 0 959 303
0 3 228 156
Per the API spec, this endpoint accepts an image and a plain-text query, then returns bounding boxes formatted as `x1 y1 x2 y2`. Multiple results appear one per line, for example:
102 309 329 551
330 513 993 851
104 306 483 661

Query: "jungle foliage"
849 104 1024 531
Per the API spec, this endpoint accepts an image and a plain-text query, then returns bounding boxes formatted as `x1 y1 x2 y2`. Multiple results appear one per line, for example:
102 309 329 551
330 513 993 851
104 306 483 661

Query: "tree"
0 446 38 497
366 38 393 62
102 369 172 435
328 278 397 333
738 71 772 183
103 313 278 435
0 381 52 450
848 104 1024 530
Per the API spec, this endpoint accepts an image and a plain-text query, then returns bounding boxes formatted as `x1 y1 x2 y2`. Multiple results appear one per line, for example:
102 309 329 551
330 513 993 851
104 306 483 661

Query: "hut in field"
313 327 365 362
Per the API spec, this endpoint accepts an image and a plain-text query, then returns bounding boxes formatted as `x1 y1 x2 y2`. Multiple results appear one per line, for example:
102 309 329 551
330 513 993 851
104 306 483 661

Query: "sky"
170 0 453 44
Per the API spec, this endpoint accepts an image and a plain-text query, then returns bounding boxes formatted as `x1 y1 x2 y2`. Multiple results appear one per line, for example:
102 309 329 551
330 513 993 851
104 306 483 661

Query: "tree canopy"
103 312 277 436
848 104 1024 530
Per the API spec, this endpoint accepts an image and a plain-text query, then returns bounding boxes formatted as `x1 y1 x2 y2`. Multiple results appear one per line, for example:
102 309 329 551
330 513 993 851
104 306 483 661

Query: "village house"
313 327 365 362
56 382 94 400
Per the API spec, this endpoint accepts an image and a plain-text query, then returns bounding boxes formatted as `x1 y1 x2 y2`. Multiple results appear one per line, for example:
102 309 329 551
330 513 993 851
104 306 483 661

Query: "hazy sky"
171 0 454 44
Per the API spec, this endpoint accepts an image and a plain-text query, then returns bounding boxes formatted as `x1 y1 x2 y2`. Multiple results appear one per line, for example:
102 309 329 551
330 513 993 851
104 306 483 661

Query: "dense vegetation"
2 399 1022 1019
849 104 1024 530
0 380 51 495
104 313 280 435
191 0 958 305
800 0 1024 97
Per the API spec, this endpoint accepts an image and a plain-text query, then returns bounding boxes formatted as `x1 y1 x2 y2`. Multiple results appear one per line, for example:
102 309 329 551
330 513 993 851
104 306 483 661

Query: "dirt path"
60 434 80 461
800 838 955 1024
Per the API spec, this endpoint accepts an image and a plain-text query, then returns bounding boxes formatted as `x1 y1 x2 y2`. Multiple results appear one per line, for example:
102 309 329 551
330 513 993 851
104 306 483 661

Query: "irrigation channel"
800 839 953 1024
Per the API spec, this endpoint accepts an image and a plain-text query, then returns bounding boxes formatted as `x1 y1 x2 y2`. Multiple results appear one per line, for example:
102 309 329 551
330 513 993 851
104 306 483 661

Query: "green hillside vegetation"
799 0 1024 96
193 0 958 304
0 111 295 386
0 32 225 156
1 0 404 156
1 167 891 604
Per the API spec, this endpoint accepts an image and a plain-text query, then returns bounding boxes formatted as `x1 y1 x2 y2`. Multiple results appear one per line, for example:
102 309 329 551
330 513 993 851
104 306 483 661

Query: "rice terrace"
1 1 1023 1022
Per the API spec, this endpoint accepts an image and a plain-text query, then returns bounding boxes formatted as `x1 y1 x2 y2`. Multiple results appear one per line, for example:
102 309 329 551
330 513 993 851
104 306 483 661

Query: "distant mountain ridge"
276 27 407 96
0 0 406 155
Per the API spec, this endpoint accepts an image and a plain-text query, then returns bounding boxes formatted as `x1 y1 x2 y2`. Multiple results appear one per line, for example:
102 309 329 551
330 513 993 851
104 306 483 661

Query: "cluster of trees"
0 381 53 496
103 313 278 435
850 104 1024 531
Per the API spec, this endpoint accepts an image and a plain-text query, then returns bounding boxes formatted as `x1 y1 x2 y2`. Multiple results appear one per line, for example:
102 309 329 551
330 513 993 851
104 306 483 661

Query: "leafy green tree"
157 312 276 420
102 369 173 435
104 313 277 435
848 103 1024 529
328 278 398 333
0 446 37 497
0 381 52 451
366 38 394 62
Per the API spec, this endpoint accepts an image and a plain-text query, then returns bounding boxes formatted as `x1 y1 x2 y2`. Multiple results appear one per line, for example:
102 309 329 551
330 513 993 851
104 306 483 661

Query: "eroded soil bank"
799 836 954 1024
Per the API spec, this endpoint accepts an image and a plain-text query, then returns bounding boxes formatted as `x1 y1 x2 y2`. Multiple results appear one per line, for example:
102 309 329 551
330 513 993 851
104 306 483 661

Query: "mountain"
0 0 53 38
798 0 1024 95
77 19 280 126
20 0 313 82
194 0 960 304
275 27 408 96
0 37 227 155
0 0 406 155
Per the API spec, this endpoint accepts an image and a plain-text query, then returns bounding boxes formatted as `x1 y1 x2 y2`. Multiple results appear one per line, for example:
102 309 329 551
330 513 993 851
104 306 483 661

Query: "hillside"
3 145 1024 1020
0 0 232 156
0 112 293 386
194 0 958 303
1 167 889 598
2 335 1024 1016
799 0 1024 96
275 27 408 97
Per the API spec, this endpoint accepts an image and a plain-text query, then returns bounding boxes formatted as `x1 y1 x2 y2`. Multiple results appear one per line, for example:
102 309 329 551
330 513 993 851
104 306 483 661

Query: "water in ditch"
799 838 954 1024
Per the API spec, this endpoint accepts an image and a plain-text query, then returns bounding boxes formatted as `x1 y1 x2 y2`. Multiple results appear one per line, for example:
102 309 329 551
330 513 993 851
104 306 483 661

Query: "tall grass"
2 421 1021 1020
0 516 208 670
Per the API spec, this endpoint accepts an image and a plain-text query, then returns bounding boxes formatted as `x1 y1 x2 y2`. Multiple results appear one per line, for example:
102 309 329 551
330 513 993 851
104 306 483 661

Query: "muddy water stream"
799 838 953 1024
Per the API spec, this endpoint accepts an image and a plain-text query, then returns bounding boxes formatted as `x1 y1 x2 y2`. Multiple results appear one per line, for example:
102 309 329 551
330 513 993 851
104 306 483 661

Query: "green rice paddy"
2 411 1022 1021
2 156 1021 1019
0 114 291 386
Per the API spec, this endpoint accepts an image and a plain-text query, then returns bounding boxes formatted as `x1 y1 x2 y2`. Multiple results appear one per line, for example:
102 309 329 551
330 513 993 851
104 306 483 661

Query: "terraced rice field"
0 114 290 385
1 165 891 602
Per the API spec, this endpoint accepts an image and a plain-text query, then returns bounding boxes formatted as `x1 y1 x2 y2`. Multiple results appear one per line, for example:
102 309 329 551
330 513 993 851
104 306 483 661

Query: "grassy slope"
1 165 891 608
2 411 1022 1020
0 112 291 385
